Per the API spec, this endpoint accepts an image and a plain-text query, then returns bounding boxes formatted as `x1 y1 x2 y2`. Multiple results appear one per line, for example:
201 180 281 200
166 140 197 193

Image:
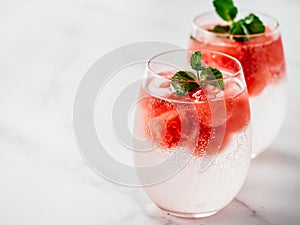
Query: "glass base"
159 206 218 218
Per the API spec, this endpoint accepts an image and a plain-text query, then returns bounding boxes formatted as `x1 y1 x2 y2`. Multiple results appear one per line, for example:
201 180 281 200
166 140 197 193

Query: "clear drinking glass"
133 50 251 218
189 11 287 158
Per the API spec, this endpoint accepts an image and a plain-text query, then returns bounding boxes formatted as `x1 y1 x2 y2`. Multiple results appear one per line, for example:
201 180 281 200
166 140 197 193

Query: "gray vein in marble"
0 0 299 224
235 198 274 225
125 188 182 225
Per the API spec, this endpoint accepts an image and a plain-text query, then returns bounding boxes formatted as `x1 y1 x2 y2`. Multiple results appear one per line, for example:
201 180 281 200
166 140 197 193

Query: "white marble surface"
1 0 300 224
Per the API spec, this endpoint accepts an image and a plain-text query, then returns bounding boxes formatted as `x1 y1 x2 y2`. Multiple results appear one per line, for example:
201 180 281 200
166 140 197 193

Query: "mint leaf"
230 20 250 42
213 0 238 22
230 14 265 42
171 71 199 96
190 51 206 80
209 25 230 34
200 67 225 90
171 51 225 96
190 51 202 71
243 13 265 34
211 0 266 42
231 20 249 35
209 67 225 90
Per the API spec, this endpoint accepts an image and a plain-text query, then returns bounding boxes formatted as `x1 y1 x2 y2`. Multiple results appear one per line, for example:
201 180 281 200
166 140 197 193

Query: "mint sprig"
171 51 225 96
230 20 250 41
209 25 230 34
212 0 265 42
213 0 237 22
242 13 265 34
171 71 199 96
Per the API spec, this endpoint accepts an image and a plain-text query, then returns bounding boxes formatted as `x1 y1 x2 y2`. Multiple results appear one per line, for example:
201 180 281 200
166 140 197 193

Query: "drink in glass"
133 50 251 218
189 10 286 157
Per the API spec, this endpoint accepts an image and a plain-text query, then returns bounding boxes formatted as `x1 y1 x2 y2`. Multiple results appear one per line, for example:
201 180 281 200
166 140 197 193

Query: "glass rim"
146 49 243 83
192 10 280 39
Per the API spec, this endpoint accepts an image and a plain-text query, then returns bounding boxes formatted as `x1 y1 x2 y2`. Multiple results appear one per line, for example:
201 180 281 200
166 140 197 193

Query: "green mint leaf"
210 67 225 90
211 0 266 42
200 67 225 90
213 0 238 22
190 51 203 71
243 13 265 34
171 71 199 96
209 25 230 34
171 51 225 96
230 20 250 42
229 14 265 42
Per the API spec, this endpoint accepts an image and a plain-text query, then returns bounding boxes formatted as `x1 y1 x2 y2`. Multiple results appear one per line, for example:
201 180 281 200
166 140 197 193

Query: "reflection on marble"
0 0 300 224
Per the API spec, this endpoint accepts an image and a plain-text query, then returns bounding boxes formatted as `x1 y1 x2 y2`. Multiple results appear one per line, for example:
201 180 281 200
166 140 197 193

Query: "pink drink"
133 50 251 218
189 11 287 157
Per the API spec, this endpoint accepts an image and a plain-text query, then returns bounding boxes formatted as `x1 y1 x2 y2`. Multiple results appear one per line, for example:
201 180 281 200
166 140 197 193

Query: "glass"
189 11 287 158
133 50 251 218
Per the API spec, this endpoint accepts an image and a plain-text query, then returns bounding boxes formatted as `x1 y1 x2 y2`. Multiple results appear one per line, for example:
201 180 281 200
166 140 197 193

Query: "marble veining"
234 198 273 225
0 0 300 224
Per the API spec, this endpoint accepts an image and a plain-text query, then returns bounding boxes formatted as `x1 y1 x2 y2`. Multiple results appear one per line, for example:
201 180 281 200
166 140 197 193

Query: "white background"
0 0 300 224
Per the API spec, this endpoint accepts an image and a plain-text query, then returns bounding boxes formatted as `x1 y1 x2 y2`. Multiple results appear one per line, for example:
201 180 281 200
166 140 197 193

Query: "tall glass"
189 11 287 158
133 50 251 218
